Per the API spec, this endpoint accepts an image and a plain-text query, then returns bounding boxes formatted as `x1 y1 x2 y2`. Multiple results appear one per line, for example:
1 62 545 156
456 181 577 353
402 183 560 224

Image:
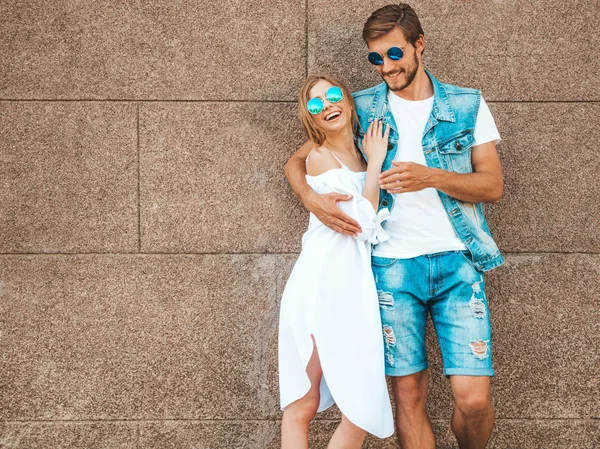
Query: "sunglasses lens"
307 97 324 115
326 86 343 103
368 52 383 65
388 46 404 61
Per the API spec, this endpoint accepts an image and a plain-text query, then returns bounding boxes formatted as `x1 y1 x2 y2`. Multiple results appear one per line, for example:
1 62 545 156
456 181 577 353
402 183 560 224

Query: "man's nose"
381 57 395 72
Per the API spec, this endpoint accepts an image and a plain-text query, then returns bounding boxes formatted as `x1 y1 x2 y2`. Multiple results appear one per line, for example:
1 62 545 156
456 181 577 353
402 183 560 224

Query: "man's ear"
415 34 425 56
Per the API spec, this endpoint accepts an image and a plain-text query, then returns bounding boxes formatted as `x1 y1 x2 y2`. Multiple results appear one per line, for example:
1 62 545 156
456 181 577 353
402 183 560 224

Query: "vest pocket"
438 130 475 173
438 130 475 154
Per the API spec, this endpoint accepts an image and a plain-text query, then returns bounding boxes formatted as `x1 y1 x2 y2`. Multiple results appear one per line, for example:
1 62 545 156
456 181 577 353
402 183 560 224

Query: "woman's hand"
361 120 390 211
362 119 389 166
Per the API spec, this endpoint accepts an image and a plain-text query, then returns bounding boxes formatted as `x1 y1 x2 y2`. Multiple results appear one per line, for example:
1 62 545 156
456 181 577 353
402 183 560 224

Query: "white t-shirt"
372 92 500 259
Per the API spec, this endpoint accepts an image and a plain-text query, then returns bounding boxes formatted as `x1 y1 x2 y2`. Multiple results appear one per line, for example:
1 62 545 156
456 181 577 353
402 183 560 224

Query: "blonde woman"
278 74 394 448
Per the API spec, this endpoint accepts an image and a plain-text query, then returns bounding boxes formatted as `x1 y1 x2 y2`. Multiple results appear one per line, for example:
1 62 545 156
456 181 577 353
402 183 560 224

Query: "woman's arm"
283 140 316 204
362 120 389 210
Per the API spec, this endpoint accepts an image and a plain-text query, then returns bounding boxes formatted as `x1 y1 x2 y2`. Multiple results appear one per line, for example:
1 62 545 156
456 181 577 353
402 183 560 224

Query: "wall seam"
305 0 308 77
1 99 599 104
0 252 599 256
137 103 141 253
1 418 599 423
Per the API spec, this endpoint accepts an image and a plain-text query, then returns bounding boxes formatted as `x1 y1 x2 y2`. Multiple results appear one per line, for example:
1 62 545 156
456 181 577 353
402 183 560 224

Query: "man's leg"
430 251 496 449
391 370 435 449
449 376 493 449
371 255 434 449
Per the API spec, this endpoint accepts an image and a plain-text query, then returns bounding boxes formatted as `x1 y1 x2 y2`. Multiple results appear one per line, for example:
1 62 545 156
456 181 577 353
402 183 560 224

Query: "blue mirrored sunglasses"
307 86 344 115
368 46 404 65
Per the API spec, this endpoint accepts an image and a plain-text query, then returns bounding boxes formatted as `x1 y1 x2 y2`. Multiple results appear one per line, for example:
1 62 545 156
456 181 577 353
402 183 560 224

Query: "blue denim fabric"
352 69 504 272
372 251 495 377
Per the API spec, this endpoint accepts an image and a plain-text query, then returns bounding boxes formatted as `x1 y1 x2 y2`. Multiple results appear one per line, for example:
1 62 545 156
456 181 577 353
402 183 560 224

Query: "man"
284 4 503 449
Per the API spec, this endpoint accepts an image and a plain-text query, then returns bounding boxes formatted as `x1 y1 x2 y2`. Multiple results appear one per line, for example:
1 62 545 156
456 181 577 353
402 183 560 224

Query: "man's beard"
384 52 419 92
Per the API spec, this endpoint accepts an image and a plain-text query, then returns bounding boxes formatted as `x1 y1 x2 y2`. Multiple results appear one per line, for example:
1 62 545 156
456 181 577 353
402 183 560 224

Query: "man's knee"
392 370 429 409
451 376 492 417
454 390 492 417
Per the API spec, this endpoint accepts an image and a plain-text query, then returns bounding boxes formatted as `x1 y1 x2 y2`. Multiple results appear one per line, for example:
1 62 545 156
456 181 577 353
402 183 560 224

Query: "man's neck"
389 67 433 101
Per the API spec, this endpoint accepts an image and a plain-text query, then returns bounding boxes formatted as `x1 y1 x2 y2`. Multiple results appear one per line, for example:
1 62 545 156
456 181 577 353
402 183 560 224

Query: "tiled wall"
1 1 599 447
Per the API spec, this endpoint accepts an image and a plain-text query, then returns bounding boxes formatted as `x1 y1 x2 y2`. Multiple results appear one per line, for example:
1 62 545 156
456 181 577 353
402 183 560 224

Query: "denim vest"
352 69 504 272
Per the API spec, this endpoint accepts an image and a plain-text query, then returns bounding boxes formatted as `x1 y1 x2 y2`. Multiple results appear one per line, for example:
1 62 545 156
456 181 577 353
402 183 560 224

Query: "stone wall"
1 1 598 448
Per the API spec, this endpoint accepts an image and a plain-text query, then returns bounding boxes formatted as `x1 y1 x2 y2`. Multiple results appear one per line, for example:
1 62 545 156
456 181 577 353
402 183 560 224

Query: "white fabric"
474 97 501 146
278 157 394 438
372 93 501 259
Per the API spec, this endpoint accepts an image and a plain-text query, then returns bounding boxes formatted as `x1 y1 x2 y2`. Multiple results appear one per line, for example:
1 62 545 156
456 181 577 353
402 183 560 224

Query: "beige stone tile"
0 254 288 420
308 0 599 100
486 102 600 253
140 103 307 253
0 102 138 253
0 1 305 100
138 421 279 449
2 419 596 449
1 253 598 424
488 419 600 449
0 422 137 449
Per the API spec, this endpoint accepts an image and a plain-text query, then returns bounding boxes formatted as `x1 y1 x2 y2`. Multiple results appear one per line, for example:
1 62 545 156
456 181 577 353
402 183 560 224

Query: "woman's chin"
320 118 352 136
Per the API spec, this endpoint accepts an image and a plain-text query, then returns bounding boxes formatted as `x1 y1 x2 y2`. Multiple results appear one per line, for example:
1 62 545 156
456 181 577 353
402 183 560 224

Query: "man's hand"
378 141 503 203
305 191 362 236
284 139 362 236
379 161 438 194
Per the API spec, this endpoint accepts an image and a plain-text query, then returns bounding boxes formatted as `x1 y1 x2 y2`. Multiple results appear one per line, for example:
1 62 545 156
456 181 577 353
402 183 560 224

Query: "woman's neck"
322 127 356 155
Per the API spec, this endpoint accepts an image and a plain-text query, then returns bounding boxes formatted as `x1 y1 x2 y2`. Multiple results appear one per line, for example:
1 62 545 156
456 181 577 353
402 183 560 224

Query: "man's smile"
384 70 403 80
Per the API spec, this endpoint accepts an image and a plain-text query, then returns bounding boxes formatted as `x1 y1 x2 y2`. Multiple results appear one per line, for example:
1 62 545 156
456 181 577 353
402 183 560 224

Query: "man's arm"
284 140 317 206
379 141 503 203
284 141 362 236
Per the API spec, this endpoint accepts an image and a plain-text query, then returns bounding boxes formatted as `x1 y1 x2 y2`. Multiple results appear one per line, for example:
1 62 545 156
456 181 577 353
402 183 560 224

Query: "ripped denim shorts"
371 250 494 377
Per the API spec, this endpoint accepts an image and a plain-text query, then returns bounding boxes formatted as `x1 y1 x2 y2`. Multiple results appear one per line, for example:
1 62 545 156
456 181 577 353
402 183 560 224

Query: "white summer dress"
278 153 394 438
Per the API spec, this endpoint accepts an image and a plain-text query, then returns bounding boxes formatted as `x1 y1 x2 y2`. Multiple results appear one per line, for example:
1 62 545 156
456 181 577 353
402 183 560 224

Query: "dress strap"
328 151 346 169
305 147 318 169
306 147 346 170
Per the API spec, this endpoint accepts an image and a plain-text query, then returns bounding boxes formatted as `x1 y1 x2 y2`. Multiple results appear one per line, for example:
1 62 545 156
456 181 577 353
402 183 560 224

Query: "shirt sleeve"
473 97 501 146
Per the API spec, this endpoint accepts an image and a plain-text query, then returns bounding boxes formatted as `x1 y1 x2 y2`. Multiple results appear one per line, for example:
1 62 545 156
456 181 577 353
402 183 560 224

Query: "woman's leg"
326 413 368 449
281 336 323 449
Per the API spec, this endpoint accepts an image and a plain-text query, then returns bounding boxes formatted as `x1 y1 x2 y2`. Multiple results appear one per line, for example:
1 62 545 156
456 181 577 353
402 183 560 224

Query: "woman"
278 74 394 448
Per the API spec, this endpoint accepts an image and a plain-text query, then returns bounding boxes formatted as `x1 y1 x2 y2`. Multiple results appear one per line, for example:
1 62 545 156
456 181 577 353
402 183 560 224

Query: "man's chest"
389 109 430 164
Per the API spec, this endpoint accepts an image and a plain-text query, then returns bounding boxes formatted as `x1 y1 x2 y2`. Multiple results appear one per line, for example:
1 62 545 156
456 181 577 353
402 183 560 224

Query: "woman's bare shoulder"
306 147 342 177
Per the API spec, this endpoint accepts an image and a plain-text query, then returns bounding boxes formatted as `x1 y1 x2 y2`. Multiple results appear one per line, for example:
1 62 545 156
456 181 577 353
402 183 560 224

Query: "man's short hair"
362 3 424 47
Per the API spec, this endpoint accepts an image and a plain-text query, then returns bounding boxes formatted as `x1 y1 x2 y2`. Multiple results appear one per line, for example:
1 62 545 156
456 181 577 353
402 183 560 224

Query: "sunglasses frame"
368 46 406 66
306 86 344 115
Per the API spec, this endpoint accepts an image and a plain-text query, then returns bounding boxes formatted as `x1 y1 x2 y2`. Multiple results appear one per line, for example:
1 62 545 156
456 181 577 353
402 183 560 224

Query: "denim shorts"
372 250 495 377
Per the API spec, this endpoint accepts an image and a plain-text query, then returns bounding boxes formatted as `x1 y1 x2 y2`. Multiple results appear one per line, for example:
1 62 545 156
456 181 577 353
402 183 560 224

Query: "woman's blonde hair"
298 74 359 145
